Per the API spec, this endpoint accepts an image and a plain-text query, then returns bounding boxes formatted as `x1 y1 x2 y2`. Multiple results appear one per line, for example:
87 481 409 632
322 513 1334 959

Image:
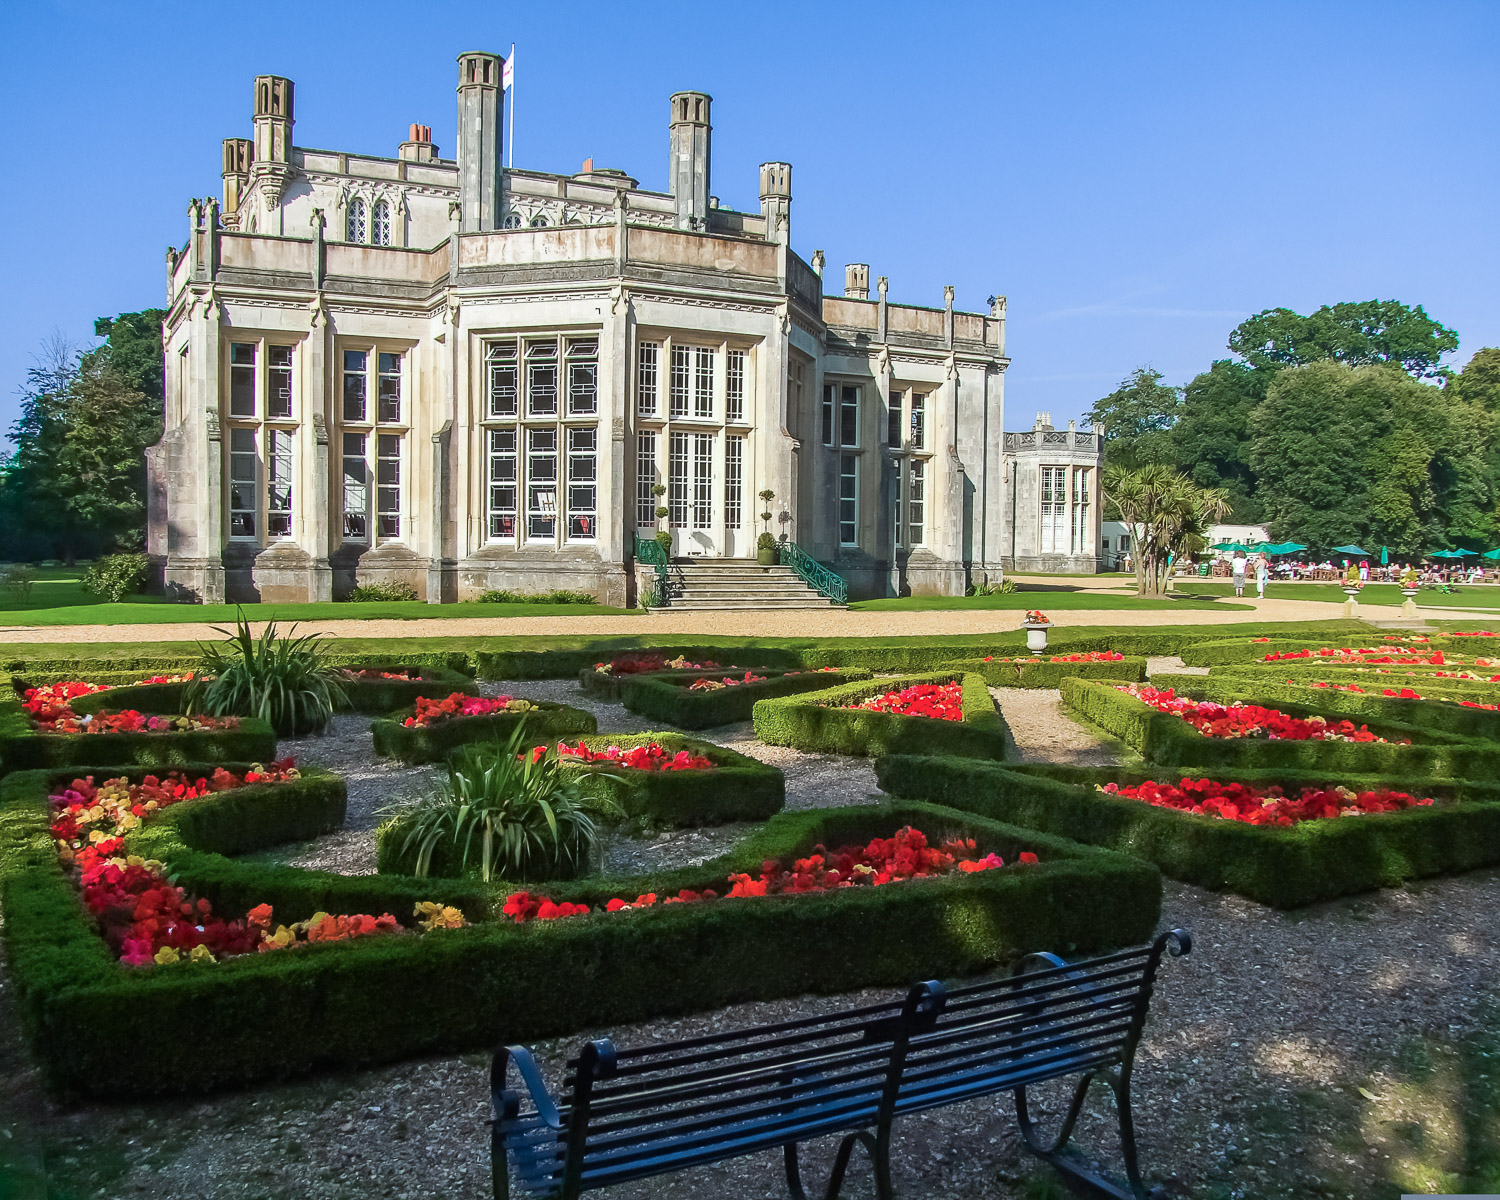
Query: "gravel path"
991 686 1122 766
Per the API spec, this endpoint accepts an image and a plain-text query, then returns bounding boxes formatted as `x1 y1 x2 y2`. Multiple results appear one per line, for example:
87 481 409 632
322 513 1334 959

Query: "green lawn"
1173 581 1500 609
0 567 633 626
850 591 1252 612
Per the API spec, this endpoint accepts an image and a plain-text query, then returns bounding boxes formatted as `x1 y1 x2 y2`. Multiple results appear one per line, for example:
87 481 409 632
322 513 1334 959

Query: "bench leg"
1015 1069 1160 1200
783 1131 892 1200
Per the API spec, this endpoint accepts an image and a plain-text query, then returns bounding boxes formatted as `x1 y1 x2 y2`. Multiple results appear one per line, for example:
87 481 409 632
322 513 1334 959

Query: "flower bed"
501 826 1035 922
875 755 1500 908
1 773 1158 1097
939 653 1146 688
1095 777 1434 825
334 665 479 715
1147 672 1500 743
845 682 964 720
1118 684 1397 743
753 672 1008 760
369 695 597 765
1058 676 1500 777
619 668 872 730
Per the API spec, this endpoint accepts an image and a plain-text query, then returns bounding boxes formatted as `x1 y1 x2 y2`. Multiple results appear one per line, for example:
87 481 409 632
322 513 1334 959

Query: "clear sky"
1 0 1496 453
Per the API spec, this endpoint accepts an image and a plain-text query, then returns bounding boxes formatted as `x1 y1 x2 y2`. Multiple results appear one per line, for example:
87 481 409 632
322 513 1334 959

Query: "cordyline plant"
1104 464 1230 597
389 723 618 883
187 612 347 736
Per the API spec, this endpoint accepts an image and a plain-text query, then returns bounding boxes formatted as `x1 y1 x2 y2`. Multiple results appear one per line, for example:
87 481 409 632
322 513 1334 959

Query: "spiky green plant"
389 724 615 882
187 611 347 737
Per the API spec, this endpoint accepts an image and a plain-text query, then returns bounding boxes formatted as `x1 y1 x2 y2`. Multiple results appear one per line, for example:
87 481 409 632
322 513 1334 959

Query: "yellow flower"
268 925 296 949
154 946 180 965
189 945 215 963
125 855 145 867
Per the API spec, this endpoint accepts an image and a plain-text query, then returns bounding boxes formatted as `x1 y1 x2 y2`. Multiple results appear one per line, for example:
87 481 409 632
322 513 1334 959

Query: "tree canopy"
1226 300 1458 380
1086 367 1182 470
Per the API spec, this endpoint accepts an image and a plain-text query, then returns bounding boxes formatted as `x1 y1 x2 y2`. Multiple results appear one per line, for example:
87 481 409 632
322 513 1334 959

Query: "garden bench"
490 929 1191 1200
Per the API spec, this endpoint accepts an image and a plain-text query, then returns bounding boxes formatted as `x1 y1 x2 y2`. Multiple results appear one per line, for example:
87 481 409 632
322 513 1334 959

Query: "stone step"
668 601 838 611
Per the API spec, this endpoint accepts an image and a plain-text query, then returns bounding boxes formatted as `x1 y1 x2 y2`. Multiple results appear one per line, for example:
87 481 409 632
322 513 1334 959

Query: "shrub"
188 614 347 737
621 669 873 729
753 672 1008 760
966 579 1017 596
384 726 611 882
478 589 597 605
876 754 1500 908
80 553 148 603
343 582 419 602
370 698 596 764
333 666 479 715
939 655 1146 689
1 565 36 600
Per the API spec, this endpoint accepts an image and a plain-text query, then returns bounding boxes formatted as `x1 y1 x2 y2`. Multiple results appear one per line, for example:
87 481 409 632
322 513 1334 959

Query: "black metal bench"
490 929 1191 1200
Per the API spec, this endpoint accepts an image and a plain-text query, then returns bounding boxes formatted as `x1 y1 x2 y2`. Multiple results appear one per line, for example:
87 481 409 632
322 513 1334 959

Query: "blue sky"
2 0 1496 453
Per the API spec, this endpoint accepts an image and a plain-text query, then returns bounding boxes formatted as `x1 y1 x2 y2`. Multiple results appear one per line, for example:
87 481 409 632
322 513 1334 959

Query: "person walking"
1232 551 1247 598
1255 554 1269 599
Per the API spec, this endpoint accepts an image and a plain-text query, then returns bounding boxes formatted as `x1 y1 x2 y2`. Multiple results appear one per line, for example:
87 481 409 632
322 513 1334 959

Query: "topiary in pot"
758 531 778 566
384 723 616 882
187 612 348 737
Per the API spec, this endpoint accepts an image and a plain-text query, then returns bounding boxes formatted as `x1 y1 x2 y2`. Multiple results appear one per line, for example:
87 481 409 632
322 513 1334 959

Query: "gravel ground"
9 681 1499 1199
991 686 1122 766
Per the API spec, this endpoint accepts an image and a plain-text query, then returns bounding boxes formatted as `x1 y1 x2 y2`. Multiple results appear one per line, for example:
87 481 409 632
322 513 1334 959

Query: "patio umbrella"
1380 546 1389 566
1429 549 1478 558
1264 542 1306 555
1484 548 1500 560
1209 541 1251 552
1332 544 1369 556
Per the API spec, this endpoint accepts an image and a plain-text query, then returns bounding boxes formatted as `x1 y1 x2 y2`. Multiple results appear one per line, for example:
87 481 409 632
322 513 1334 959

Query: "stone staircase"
665 558 845 611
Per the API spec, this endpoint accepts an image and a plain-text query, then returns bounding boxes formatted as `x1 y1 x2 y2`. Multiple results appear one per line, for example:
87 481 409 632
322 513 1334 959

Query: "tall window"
1040 466 1068 555
339 348 406 543
1072 467 1090 554
908 460 925 546
229 429 257 538
726 350 746 422
668 432 690 526
636 431 658 526
342 434 367 540
821 385 834 446
488 429 517 539
567 427 597 538
483 333 602 546
692 433 713 527
725 435 744 530
371 200 391 247
347 197 366 243
226 340 297 542
670 346 691 418
567 339 598 415
693 347 714 418
910 393 926 449
839 454 859 546
637 342 660 417
526 429 557 538
839 385 860 448
887 389 902 447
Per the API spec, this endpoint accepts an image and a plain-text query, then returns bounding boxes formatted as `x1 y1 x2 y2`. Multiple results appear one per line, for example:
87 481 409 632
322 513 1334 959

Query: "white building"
149 53 1047 605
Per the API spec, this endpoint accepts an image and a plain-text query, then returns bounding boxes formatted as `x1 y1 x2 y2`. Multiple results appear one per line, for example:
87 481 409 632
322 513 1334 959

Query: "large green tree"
1169 359 1266 521
1103 463 1230 596
1087 367 1182 471
1248 361 1491 555
1227 300 1458 380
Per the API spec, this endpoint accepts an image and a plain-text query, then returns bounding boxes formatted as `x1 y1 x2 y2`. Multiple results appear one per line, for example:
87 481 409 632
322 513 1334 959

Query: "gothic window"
342 351 368 422
487 341 519 418
668 432 690 527
488 429 517 539
347 197 367 243
636 342 660 418
1072 468 1091 554
376 433 403 538
526 341 558 417
725 435 744 530
230 343 256 417
839 386 860 448
887 390 903 447
692 433 713 526
338 346 407 543
502 212 522 229
229 429 257 538
371 199 392 247
910 393 926 449
267 346 292 419
567 427 597 539
267 429 294 538
1040 466 1068 555
226 339 297 543
529 215 549 228
726 350 746 423
342 433 368 540
908 459 925 546
670 346 691 418
635 431 658 527
693 348 714 418
527 428 558 538
821 385 834 446
566 339 598 415
839 454 859 546
377 353 402 423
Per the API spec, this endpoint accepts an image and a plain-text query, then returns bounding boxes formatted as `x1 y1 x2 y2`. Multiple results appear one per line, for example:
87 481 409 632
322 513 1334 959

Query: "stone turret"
668 92 712 231
456 51 505 232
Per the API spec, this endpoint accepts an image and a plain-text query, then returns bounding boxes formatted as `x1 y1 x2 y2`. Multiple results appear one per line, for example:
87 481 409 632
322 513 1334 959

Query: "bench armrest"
491 1045 565 1130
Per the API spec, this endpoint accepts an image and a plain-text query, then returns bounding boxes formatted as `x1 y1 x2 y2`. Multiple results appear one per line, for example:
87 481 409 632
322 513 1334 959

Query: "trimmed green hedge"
335 666 478 715
876 754 1500 908
370 700 597 764
0 698 277 775
1177 635 1412 667
1149 672 1500 742
0 760 1159 1095
938 655 1147 688
1059 677 1500 777
621 669 873 729
1210 664 1500 702
753 671 1007 760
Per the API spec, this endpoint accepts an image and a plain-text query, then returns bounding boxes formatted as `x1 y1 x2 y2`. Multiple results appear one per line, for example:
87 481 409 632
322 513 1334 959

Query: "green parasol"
1332 544 1370 556
1209 542 1251 552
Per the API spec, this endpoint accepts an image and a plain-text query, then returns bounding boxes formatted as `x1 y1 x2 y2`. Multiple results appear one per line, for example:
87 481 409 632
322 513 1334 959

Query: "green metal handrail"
779 541 848 606
633 534 672 607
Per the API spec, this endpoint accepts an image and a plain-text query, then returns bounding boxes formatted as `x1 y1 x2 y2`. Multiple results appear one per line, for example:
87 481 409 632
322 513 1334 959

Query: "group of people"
1215 553 1494 599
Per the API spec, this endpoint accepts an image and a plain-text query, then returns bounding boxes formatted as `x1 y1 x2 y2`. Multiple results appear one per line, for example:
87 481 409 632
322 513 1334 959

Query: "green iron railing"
633 534 672 607
779 541 848 606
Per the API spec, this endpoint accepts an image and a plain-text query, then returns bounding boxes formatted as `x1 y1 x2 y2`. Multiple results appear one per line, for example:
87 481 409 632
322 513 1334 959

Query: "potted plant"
757 531 778 566
1021 609 1051 656
1400 567 1420 599
652 485 671 555
1341 564 1363 598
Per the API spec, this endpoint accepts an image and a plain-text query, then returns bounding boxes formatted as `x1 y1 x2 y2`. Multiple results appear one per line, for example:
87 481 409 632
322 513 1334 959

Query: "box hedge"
0 697 277 775
1059 676 1500 777
620 668 873 729
1148 672 1500 742
1210 664 1500 702
938 655 1147 688
876 754 1500 908
0 762 1160 1097
370 700 597 764
753 671 1008 759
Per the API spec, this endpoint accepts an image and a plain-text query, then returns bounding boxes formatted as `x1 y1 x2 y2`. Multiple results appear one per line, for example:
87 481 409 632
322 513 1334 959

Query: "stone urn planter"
1022 620 1052 657
757 544 777 566
1400 586 1420 616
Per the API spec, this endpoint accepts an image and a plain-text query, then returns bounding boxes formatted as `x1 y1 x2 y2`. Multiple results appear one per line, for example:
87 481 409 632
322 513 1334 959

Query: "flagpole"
507 43 515 168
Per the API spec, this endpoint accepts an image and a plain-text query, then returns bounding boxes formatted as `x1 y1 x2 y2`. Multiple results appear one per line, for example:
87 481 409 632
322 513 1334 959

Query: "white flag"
502 48 514 91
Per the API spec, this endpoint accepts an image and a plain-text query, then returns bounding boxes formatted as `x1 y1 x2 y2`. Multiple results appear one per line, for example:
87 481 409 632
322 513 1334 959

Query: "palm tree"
1104 464 1231 596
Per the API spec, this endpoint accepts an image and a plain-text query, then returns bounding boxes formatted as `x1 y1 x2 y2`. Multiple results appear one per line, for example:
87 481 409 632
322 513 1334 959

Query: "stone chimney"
844 263 870 300
399 123 439 163
758 161 791 245
221 138 253 220
456 51 505 232
668 92 712 231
